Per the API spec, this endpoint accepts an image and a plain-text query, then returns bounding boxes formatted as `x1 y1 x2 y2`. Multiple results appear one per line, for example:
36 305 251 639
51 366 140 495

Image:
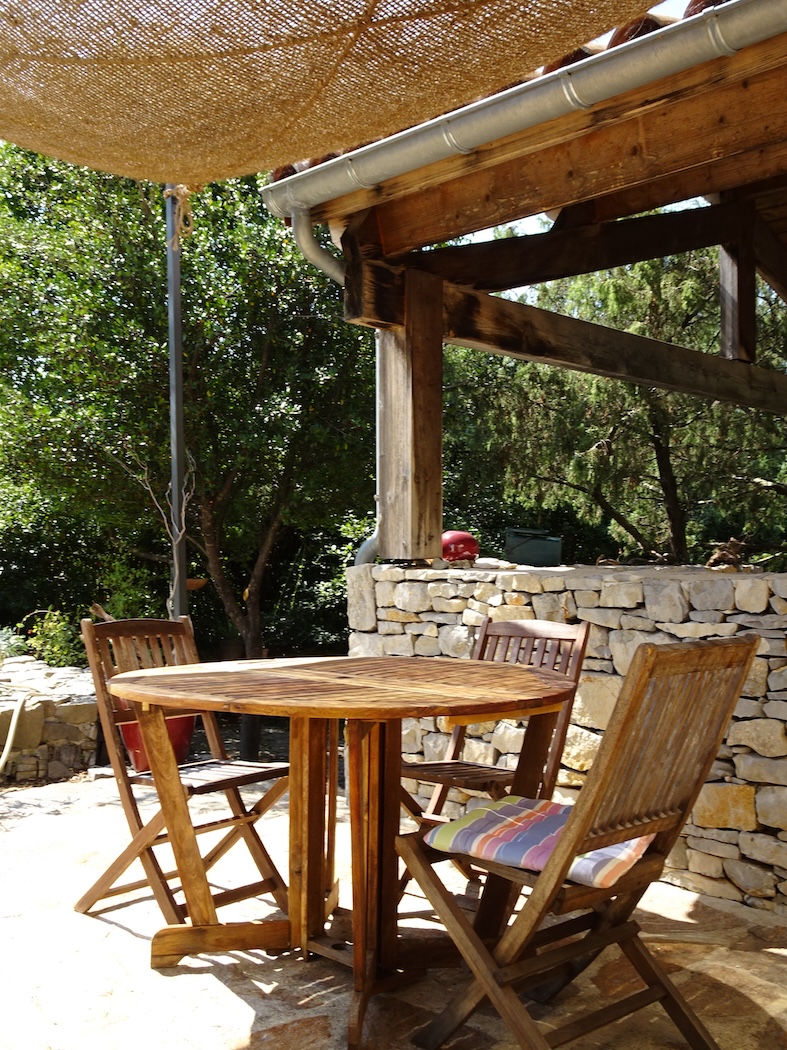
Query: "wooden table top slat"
110 656 574 721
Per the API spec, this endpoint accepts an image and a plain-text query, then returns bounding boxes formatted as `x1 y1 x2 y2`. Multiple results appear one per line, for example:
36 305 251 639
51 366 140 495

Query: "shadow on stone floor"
3 775 787 1050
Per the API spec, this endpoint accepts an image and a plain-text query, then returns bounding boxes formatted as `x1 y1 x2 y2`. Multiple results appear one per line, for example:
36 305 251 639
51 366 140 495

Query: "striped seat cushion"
423 795 653 889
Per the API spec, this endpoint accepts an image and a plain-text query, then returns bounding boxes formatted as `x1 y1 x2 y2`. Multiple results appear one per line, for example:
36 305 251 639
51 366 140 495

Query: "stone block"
734 576 771 614
727 719 787 758
487 606 535 623
691 782 757 830
575 607 622 629
661 868 743 902
742 658 769 698
503 592 530 606
685 835 740 859
462 738 498 765
687 848 724 878
655 620 738 639
562 725 602 772
765 700 787 720
770 667 787 692
532 591 576 621
495 572 544 593
347 631 384 657
0 697 45 749
573 590 599 607
437 624 474 658
54 700 97 726
740 831 787 870
401 723 422 754
734 753 787 786
689 576 734 611
755 786 787 830
723 858 777 897
375 580 397 608
608 629 671 676
619 614 656 630
599 581 643 608
432 596 468 613
346 565 378 631
643 580 689 622
491 721 525 754
383 634 415 657
393 581 432 613
414 635 442 657
405 622 438 636
572 672 622 731
585 623 610 658
473 582 501 604
378 622 404 635
770 573 787 600
372 565 405 581
378 608 420 623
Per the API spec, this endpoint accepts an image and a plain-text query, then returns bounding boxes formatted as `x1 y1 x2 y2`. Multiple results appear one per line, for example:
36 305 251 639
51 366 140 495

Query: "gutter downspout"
288 208 379 563
263 0 785 221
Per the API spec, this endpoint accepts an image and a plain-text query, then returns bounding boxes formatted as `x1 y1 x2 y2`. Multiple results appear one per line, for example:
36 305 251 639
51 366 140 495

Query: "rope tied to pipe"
164 184 201 250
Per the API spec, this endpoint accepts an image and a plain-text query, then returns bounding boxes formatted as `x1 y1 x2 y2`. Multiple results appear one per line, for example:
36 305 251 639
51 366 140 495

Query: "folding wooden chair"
75 616 290 925
401 618 590 827
396 635 758 1050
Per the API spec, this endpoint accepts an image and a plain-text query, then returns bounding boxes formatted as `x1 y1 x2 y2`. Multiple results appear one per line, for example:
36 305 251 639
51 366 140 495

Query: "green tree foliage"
447 238 784 567
0 146 375 654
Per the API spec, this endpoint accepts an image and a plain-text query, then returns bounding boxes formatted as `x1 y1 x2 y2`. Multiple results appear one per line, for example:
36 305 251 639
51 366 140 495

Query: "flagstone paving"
2 774 787 1050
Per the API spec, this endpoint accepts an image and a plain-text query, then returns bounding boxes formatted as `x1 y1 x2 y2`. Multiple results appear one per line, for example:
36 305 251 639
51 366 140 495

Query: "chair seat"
133 759 290 794
403 760 514 793
423 794 653 889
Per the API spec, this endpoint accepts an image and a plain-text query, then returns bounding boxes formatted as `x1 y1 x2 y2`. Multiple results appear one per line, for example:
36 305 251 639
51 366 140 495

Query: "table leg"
134 703 291 968
289 717 339 950
345 717 402 1049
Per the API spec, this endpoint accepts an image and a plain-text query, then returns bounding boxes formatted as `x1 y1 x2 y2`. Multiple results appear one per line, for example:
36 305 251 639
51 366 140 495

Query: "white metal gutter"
262 0 786 224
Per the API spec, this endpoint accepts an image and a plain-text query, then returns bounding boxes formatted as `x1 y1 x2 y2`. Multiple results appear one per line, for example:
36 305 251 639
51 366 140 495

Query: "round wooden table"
110 655 575 1048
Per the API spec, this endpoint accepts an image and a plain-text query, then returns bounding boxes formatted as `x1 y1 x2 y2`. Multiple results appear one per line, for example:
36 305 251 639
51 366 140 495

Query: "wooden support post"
720 205 757 363
377 268 443 561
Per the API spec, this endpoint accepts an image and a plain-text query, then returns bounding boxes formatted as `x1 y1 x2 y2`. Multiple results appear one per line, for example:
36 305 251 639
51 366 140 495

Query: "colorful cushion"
423 795 653 889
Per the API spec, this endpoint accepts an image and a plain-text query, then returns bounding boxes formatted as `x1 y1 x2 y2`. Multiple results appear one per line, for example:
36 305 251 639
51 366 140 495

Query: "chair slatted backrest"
475 618 587 681
472 618 589 799
81 616 225 771
525 636 759 908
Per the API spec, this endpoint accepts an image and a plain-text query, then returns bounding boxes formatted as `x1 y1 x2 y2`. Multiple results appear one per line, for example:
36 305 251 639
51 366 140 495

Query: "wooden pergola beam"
346 260 787 416
394 204 739 291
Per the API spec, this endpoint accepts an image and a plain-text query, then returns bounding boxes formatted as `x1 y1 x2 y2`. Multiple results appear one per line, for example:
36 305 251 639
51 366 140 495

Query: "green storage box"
505 528 562 566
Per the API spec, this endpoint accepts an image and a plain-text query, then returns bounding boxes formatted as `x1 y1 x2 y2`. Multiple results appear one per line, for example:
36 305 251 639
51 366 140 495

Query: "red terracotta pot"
119 715 196 773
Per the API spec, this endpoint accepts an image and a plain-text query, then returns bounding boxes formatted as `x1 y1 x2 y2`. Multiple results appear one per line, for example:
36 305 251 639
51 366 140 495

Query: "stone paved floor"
2 774 787 1050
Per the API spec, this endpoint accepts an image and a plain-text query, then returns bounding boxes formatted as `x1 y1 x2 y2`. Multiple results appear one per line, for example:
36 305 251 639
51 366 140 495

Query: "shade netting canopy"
0 0 655 185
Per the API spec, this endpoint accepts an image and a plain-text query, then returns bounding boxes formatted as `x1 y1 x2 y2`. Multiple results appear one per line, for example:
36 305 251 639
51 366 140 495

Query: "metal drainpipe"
289 207 381 565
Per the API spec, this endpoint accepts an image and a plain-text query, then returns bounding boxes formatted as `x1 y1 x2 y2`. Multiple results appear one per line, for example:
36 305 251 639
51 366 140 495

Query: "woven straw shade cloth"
0 0 655 185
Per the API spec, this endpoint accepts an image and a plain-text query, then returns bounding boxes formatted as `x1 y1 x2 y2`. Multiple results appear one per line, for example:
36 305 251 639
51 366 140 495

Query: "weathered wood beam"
753 214 787 305
720 202 757 363
394 204 738 291
345 260 787 416
322 35 787 256
377 269 444 561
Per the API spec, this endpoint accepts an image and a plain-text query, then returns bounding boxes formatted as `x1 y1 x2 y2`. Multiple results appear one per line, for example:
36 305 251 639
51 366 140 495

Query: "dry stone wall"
347 558 787 915
0 657 98 783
